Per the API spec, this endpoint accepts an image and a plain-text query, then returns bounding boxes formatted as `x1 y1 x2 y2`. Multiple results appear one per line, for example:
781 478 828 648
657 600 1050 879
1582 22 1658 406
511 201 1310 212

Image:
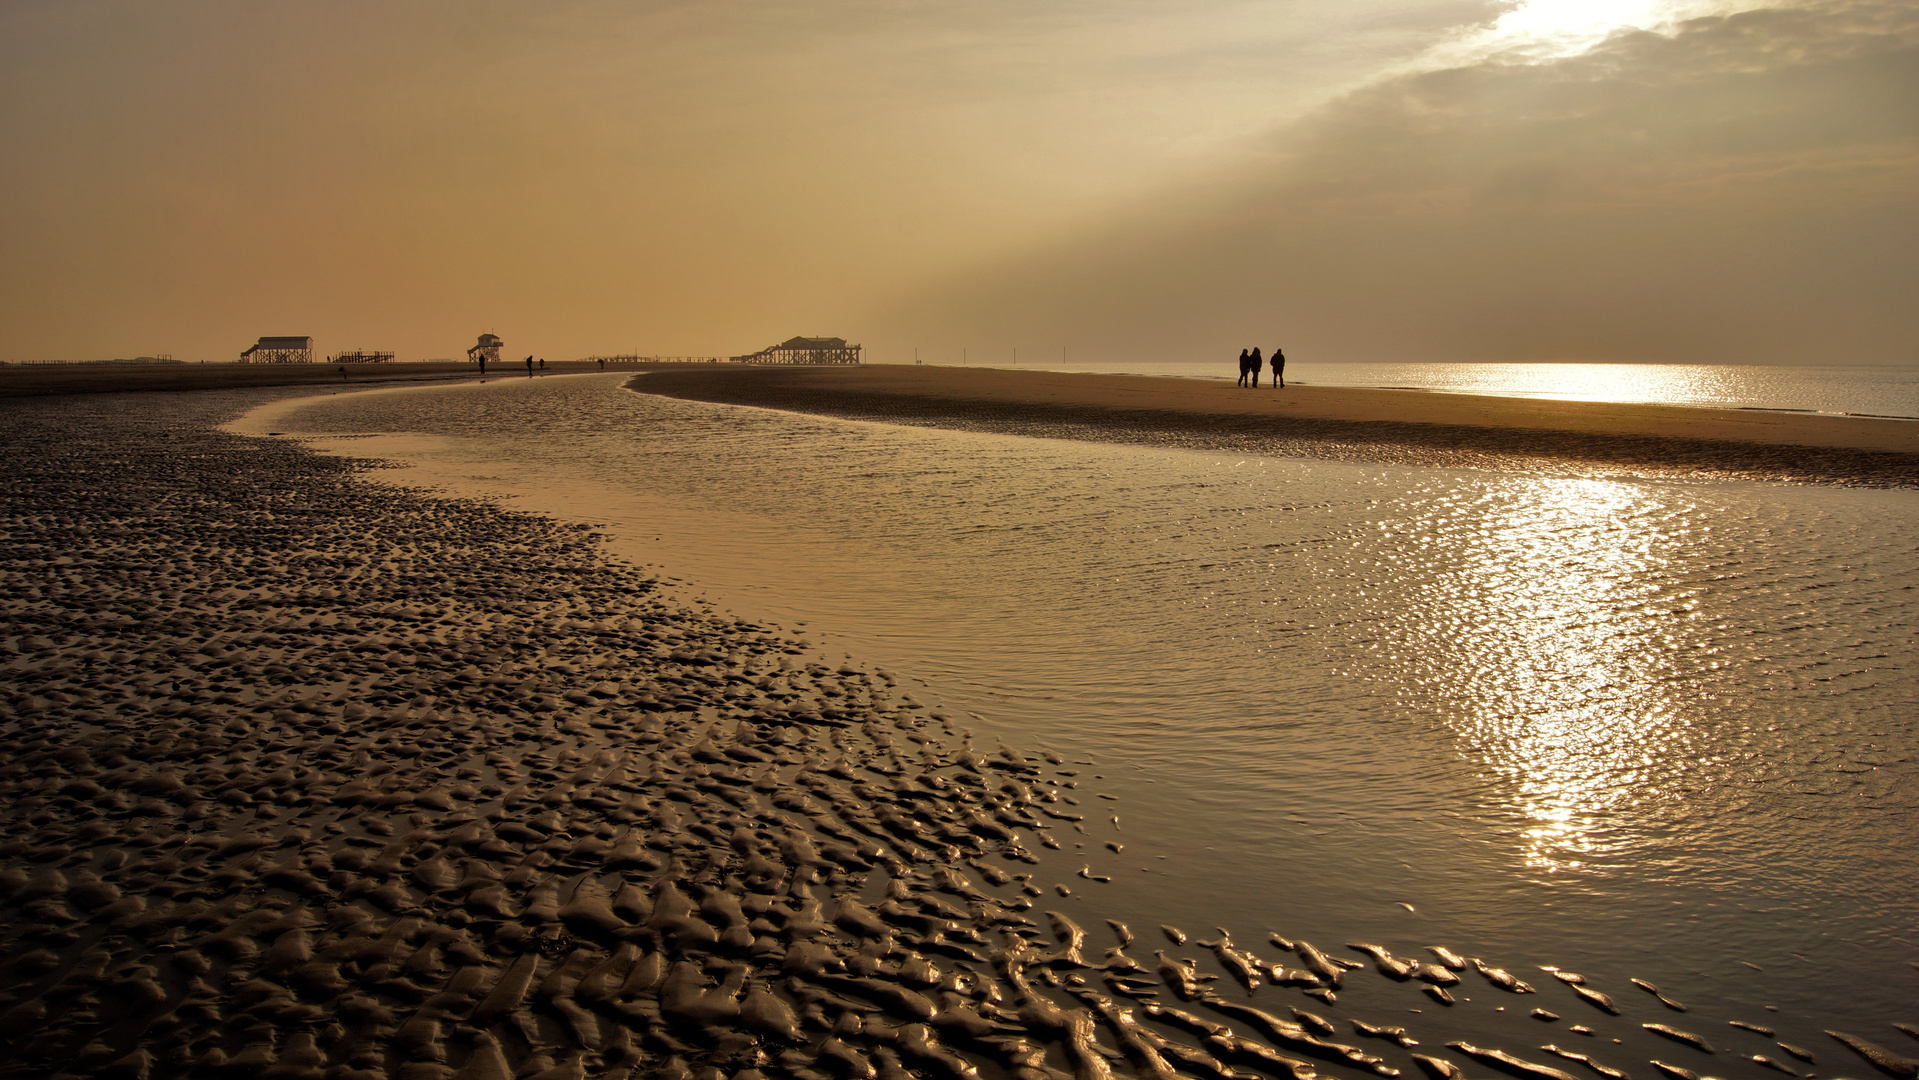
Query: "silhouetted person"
598 358 605 371
539 358 546 371
526 355 534 377
478 355 486 375
1272 347 1285 388
1237 349 1251 387
1249 347 1263 388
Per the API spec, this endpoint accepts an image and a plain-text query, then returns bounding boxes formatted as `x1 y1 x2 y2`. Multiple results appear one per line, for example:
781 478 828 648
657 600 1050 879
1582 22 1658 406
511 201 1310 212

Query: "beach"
635 365 1919 486
2 380 1916 1080
9 0 1917 1074
2 386 1108 1080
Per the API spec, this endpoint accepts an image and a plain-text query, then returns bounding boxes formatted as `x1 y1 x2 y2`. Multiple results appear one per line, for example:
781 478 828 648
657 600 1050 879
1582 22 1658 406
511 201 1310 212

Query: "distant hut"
238 336 314 364
467 334 504 365
736 336 862 365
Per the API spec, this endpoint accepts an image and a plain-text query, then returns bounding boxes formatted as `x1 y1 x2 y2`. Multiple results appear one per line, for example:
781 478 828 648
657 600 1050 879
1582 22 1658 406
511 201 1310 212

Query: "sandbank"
634 364 1919 485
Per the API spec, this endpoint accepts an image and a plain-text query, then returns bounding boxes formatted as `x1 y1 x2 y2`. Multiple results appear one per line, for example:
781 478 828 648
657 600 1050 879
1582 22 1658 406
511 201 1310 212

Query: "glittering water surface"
249 374 1919 1038
1019 359 1919 417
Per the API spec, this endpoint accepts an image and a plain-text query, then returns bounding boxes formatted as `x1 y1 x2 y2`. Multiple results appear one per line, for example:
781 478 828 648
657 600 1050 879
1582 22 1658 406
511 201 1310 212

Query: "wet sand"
3 386 1913 1080
634 366 1919 486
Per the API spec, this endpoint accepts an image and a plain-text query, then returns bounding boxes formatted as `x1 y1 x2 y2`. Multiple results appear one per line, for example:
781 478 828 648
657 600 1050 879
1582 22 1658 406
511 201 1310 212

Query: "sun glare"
1417 0 1784 67
1401 476 1700 873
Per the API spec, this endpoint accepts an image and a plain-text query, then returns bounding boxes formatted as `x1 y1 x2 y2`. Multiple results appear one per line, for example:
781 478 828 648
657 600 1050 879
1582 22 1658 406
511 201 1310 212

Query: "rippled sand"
3 388 1915 1080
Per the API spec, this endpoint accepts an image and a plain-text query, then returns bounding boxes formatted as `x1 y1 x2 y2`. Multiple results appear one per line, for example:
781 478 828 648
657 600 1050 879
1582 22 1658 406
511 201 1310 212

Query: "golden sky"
2 0 1913 365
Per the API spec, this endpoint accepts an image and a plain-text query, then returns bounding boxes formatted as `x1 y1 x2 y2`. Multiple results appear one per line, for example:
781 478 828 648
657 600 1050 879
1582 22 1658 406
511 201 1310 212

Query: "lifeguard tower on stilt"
468 334 504 366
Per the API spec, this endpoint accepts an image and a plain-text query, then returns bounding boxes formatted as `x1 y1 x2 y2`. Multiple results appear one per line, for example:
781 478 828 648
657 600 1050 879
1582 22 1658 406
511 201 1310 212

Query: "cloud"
868 0 1919 366
0 0 1492 361
1408 0 1784 68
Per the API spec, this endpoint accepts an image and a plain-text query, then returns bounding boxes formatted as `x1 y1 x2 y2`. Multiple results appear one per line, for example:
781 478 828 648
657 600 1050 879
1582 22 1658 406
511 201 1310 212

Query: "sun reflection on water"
1387 362 1806 409
1400 476 1698 871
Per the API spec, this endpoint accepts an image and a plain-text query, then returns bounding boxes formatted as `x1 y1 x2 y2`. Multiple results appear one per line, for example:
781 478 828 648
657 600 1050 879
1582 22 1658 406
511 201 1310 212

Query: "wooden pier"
238 336 314 364
736 336 862 365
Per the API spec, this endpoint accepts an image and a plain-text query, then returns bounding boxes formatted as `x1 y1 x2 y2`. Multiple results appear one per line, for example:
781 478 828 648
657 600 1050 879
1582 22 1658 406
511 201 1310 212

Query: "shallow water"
1010 359 1919 418
246 373 1919 1045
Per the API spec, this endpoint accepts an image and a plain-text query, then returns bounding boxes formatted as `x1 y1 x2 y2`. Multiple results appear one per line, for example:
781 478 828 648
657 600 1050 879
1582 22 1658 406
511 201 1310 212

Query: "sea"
1027 360 1919 419
236 362 1919 1059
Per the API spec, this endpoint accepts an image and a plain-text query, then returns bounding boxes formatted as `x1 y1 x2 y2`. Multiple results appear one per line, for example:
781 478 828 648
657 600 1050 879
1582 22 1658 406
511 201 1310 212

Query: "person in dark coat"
1249 347 1262 388
1271 347 1286 388
1237 349 1251 387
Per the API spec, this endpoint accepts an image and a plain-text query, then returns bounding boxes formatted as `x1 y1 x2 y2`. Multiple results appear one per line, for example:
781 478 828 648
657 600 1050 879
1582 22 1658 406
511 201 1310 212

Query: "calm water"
240 373 1919 1053
999 360 1919 418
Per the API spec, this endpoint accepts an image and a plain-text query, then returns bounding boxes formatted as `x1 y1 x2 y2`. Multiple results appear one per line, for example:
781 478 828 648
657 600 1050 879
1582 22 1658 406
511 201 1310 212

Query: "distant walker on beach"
1237 349 1251 387
1272 347 1285 388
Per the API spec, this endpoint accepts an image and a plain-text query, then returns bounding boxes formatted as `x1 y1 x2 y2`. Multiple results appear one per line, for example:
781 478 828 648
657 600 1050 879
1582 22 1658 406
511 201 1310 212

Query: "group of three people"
1237 347 1285 388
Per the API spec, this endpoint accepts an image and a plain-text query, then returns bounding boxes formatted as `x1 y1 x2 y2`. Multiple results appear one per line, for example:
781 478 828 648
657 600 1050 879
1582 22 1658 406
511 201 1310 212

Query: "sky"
1 0 1913 366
